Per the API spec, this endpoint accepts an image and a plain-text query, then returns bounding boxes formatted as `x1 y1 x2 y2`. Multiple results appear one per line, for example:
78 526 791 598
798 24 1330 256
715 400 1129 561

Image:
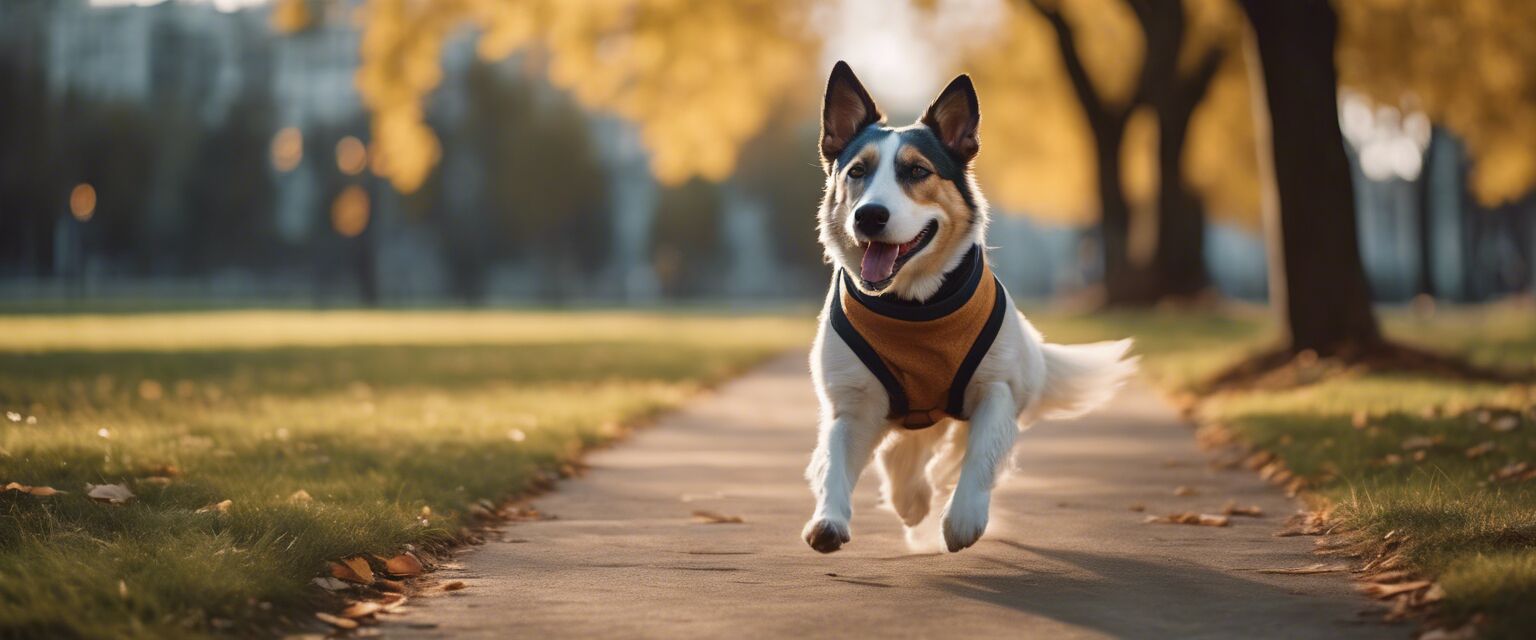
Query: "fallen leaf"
86 483 135 504
1221 501 1264 517
4 482 64 496
691 510 745 524
330 557 375 585
1127 503 1146 512
340 601 383 619
1490 414 1521 432
1465 441 1497 459
1358 580 1432 599
139 476 173 487
376 578 406 593
288 489 313 504
1491 461 1536 483
1253 563 1347 575
384 553 424 577
379 593 408 611
314 612 358 630
1401 436 1439 450
1351 411 1371 429
1144 512 1230 527
441 581 467 592
311 577 352 591
1173 485 1199 497
1420 583 1446 604
196 499 232 514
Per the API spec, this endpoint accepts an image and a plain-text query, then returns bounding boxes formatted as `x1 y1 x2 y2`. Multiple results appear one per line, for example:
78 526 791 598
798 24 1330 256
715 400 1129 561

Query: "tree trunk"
1130 0 1214 301
1027 0 1149 306
1238 0 1381 355
1093 124 1137 303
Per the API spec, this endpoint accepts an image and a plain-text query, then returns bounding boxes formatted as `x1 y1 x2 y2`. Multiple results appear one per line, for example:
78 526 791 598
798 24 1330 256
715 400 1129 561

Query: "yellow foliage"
270 0 314 34
963 0 1259 226
1337 0 1536 205
354 0 818 193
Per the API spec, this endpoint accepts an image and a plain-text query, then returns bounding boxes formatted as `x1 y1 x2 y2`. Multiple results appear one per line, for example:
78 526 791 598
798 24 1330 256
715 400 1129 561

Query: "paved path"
386 353 1403 639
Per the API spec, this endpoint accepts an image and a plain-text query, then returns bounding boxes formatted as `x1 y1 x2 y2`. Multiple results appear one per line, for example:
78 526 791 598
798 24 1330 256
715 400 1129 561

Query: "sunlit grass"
0 310 810 638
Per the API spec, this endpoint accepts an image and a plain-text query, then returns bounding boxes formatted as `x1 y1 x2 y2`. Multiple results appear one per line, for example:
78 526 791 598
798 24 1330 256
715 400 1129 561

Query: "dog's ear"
921 74 980 164
820 61 883 169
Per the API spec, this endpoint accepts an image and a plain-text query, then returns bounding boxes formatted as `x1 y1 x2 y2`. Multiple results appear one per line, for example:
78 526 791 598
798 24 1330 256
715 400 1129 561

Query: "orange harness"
829 246 1006 429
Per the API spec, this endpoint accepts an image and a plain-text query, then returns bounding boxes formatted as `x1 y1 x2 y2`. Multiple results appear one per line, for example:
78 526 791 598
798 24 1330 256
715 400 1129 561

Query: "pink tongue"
861 242 899 283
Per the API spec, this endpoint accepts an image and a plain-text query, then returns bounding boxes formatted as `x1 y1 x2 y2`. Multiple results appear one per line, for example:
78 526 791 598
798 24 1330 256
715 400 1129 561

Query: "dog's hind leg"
877 430 938 527
941 382 1018 553
803 413 888 553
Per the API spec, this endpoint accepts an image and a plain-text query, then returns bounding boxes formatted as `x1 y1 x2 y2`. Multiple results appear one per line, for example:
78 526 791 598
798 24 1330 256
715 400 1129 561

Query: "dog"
804 61 1138 554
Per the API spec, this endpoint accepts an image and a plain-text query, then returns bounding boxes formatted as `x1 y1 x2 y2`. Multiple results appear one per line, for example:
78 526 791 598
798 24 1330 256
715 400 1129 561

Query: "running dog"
804 61 1138 553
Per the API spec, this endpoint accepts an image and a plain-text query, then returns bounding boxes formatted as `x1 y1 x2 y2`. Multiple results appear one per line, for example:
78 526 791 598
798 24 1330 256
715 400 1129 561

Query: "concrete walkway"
385 353 1403 639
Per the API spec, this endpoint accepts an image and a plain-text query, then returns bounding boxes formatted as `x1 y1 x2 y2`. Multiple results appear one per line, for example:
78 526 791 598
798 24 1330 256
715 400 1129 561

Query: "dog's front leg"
803 412 887 553
942 382 1018 552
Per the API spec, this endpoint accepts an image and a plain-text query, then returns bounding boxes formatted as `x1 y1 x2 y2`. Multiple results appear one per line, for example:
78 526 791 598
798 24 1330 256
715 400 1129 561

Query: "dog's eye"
847 164 866 179
908 165 931 180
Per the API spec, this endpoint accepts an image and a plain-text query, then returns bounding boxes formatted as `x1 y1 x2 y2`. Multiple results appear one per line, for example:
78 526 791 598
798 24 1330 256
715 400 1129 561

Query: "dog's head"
816 61 988 301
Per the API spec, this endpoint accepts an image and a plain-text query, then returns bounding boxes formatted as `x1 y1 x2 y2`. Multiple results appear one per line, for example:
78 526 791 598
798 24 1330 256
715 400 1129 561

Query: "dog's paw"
941 491 990 553
802 518 851 553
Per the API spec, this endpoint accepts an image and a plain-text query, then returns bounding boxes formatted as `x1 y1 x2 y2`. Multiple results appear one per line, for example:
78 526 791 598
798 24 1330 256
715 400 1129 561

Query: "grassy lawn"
0 311 810 638
1032 303 1536 638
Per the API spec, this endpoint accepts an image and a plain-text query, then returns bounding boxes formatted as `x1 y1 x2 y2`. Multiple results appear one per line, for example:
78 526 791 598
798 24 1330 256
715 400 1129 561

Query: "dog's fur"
804 62 1138 553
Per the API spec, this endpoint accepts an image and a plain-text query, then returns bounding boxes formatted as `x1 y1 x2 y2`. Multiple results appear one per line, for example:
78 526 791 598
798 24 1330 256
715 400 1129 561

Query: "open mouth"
858 219 939 289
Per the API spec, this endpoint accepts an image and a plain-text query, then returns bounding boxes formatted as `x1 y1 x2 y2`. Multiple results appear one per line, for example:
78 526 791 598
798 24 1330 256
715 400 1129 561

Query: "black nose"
854 204 889 237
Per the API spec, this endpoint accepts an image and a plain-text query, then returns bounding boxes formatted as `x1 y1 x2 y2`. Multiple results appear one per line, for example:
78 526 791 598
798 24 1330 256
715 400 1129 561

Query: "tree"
1023 0 1148 305
353 0 818 194
981 0 1245 306
1236 0 1382 357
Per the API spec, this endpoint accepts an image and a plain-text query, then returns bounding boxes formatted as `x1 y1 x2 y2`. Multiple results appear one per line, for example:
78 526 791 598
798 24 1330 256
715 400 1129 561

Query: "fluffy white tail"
1035 339 1138 420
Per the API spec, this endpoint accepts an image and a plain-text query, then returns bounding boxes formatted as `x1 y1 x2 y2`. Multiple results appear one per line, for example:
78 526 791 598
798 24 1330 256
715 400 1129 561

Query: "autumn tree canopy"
352 0 818 193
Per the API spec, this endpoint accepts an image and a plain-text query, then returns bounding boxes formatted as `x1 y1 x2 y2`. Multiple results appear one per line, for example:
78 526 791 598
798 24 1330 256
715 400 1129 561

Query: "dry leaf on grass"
311 577 352 591
1144 512 1230 527
1491 461 1536 483
1490 413 1521 433
379 593 408 611
288 489 313 504
86 483 134 504
1173 485 1199 497
1358 580 1432 599
1253 563 1348 575
1351 411 1371 429
314 612 358 630
1464 441 1497 459
376 578 406 593
441 581 467 592
1400 436 1440 451
384 553 424 577
340 601 383 619
330 557 375 585
1221 501 1263 517
196 499 232 514
4 482 64 496
691 510 744 524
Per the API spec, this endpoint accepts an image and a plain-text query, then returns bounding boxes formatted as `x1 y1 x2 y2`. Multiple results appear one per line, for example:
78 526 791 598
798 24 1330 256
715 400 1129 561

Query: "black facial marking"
835 126 892 171
898 128 979 211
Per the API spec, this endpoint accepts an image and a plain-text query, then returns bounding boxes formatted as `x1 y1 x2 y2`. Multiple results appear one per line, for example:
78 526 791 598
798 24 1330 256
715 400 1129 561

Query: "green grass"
0 311 810 638
1037 302 1535 638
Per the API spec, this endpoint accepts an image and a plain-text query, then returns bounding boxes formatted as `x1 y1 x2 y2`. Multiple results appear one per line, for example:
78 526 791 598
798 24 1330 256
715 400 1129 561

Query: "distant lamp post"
336 136 368 176
331 185 370 238
271 127 304 172
69 183 96 222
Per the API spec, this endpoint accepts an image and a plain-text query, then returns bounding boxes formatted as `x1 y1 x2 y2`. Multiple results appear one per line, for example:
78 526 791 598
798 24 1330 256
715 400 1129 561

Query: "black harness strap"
945 277 1007 417
828 276 910 418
